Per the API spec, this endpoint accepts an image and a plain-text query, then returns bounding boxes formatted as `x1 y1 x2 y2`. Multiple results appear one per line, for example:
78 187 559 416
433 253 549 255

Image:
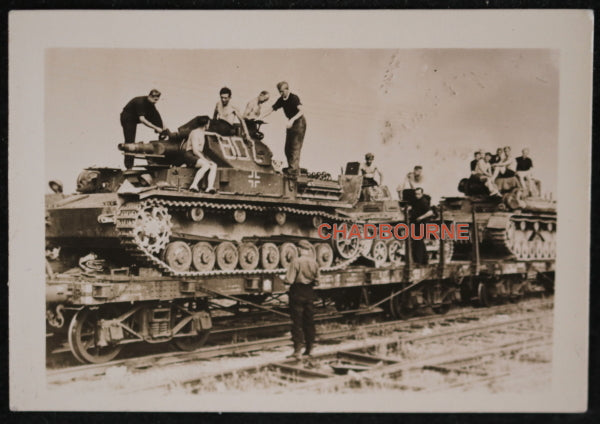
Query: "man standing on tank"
261 81 306 178
284 240 320 360
120 89 165 169
409 188 435 265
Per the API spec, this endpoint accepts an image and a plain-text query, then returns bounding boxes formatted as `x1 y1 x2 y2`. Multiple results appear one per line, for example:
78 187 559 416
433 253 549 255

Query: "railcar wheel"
260 243 280 270
172 331 211 351
389 291 416 319
315 243 334 268
68 308 122 364
387 240 406 265
477 282 491 307
191 242 216 271
371 240 388 266
238 243 260 270
216 241 239 270
279 242 298 268
163 241 192 272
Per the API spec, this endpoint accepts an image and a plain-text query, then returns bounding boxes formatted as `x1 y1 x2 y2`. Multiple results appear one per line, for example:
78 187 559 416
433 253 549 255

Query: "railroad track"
47 297 553 389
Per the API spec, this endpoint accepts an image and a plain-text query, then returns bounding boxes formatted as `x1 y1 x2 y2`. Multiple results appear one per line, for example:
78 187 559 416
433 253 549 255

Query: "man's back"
287 255 319 285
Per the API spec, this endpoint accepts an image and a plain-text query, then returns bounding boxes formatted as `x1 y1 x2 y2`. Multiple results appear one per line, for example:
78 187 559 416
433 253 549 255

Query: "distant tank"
333 162 455 267
442 174 556 261
46 118 366 276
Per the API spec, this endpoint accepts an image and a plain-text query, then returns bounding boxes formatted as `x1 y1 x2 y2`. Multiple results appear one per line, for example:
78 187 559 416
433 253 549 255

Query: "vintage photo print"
9 10 593 412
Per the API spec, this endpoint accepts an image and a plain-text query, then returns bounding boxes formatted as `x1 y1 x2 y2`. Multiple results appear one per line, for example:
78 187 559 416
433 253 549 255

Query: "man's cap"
298 240 313 251
365 152 374 160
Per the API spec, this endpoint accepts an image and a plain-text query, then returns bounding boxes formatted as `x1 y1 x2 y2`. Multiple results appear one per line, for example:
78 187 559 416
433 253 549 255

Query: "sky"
45 48 559 200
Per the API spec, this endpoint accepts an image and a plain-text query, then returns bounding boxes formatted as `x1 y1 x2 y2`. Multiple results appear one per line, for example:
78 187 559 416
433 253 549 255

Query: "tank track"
116 198 359 277
485 215 556 260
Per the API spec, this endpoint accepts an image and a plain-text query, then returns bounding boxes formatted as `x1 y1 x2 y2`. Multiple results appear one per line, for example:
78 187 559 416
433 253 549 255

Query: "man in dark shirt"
409 188 435 265
261 81 306 177
516 148 535 195
470 151 483 174
285 240 320 359
490 147 503 165
120 89 165 169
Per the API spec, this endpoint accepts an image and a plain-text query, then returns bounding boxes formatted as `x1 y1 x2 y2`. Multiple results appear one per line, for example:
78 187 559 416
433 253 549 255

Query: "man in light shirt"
184 116 217 194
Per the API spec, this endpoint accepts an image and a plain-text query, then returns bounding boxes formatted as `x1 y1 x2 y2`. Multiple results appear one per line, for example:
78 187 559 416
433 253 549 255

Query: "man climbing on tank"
261 81 306 178
409 188 435 265
360 153 383 187
397 165 425 201
184 116 217 194
284 240 320 360
120 89 167 169
212 87 249 137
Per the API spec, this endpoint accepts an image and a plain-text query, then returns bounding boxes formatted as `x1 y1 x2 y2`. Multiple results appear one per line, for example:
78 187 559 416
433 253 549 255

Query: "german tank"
442 173 556 261
45 118 367 277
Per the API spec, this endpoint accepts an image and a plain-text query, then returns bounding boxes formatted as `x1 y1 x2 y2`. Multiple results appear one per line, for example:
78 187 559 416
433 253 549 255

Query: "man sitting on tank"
360 153 383 187
473 152 501 197
184 116 217 194
491 146 516 180
470 150 483 175
212 87 250 138
490 147 503 165
516 148 536 196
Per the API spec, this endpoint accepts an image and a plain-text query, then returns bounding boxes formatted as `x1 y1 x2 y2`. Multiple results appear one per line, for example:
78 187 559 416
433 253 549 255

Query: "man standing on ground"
285 240 320 360
120 89 166 169
409 188 435 265
261 81 306 177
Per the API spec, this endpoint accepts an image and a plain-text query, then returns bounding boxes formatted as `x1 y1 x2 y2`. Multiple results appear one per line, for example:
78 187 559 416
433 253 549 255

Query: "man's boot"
287 347 302 360
303 344 313 357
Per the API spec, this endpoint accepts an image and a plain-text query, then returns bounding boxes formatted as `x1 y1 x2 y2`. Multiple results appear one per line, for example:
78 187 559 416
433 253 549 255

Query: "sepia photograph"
9 10 592 412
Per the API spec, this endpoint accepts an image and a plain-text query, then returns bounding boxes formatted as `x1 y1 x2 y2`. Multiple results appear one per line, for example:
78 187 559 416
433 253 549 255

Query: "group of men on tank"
119 83 306 193
469 146 537 198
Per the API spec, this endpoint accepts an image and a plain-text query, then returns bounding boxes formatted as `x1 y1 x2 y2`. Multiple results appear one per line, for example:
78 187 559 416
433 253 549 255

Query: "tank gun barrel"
118 141 181 156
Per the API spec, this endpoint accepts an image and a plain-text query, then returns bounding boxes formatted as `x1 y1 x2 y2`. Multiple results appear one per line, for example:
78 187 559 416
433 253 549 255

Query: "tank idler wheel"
371 240 388 266
68 308 123 364
387 240 406 265
260 243 280 270
188 207 205 222
191 242 216 271
238 243 260 270
216 241 239 270
274 212 286 226
163 241 192 272
315 243 334 268
172 330 211 352
279 242 298 268
233 209 246 224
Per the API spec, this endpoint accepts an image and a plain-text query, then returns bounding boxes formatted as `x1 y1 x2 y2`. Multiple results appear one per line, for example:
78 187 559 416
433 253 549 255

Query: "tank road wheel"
333 234 361 260
216 241 239 270
163 241 192 272
279 242 298 268
131 204 172 255
505 221 517 253
315 243 334 268
371 240 388 266
191 242 216 271
68 308 122 364
238 243 260 270
260 243 280 270
387 240 406 265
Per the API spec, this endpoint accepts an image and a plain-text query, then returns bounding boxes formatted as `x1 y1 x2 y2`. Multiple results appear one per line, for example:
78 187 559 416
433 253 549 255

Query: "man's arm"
286 105 304 129
138 116 163 133
213 104 219 121
285 261 298 285
376 168 383 185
